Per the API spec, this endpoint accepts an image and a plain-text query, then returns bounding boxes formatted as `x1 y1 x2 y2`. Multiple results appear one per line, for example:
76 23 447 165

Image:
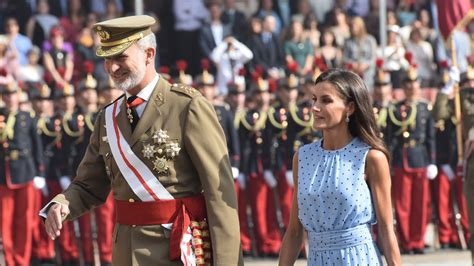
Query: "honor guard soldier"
239 72 281 257
373 58 394 139
49 84 81 265
0 82 45 266
436 58 474 255
385 64 437 254
75 72 114 266
265 69 299 229
287 75 320 154
431 61 470 249
41 15 242 265
226 78 253 256
29 82 59 265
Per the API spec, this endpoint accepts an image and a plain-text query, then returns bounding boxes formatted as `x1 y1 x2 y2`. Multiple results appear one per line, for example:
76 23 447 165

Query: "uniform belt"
308 224 373 251
115 194 210 262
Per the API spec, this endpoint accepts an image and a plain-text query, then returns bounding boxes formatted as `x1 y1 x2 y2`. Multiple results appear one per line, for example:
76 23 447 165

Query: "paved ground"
244 250 471 265
1 223 472 265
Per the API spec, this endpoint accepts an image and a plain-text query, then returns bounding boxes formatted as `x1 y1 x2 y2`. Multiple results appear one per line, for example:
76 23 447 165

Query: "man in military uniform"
74 74 114 266
436 62 474 255
0 82 44 266
50 84 82 265
265 73 298 230
372 60 394 137
29 82 59 265
225 80 253 256
385 66 437 254
41 15 242 265
238 74 281 257
287 75 320 152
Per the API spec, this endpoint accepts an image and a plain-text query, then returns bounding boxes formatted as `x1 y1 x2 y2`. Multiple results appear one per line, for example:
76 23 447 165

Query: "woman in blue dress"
279 69 400 265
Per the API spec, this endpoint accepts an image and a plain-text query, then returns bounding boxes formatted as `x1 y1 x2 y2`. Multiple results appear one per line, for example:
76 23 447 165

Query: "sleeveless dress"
298 137 382 265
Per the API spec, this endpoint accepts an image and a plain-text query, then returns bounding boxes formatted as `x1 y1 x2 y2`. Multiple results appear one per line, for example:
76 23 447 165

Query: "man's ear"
145 47 155 65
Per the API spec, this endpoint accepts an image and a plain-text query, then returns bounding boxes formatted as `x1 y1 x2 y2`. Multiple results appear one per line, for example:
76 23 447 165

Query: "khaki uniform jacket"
51 76 243 265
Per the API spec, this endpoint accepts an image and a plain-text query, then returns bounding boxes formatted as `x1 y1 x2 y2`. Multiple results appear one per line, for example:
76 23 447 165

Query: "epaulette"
170 83 201 98
103 93 126 110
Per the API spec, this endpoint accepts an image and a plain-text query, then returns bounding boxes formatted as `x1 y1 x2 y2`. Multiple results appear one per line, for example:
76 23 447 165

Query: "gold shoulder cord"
234 109 246 129
63 112 83 137
289 104 313 128
376 107 388 128
268 106 288 130
37 117 58 137
85 113 95 131
388 102 417 135
1 112 17 141
240 110 267 132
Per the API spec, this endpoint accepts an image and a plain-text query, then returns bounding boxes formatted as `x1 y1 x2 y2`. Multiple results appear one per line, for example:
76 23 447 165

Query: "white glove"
449 66 461 83
441 66 460 95
263 170 277 188
441 164 455 181
231 167 239 179
237 173 246 189
33 176 46 189
426 164 438 180
59 176 71 190
285 170 294 188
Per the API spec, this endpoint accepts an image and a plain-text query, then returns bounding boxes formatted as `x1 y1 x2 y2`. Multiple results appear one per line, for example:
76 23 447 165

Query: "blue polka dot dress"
298 137 382 265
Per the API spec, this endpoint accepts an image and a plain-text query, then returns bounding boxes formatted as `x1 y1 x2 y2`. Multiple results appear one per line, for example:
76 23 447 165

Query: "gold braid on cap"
100 30 150 47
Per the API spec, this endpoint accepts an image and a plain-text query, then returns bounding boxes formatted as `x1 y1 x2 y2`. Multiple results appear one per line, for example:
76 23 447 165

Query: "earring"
346 114 350 123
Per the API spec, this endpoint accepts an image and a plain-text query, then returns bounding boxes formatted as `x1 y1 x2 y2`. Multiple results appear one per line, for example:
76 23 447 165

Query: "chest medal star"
142 144 156 159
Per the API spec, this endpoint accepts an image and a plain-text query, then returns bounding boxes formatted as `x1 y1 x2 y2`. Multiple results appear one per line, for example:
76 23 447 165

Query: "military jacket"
238 108 271 175
51 76 242 265
0 110 44 186
264 102 292 171
214 104 240 169
385 99 436 169
287 100 321 155
36 115 62 180
432 93 458 166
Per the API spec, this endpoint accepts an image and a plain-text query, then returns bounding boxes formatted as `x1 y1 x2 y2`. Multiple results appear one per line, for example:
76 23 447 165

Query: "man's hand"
44 203 70 240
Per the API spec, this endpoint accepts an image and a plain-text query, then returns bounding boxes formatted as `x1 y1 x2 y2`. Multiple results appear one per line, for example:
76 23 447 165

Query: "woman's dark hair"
320 28 337 47
315 68 390 161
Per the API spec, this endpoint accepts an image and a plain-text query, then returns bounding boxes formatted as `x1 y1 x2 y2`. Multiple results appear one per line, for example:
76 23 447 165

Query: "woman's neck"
322 128 353 150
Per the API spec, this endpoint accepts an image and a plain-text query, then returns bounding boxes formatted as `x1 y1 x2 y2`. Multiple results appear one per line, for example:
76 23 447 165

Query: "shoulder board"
170 83 201 98
103 93 126 110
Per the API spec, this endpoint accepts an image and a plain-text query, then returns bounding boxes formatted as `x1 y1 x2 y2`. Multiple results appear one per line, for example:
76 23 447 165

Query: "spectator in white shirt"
211 36 253 96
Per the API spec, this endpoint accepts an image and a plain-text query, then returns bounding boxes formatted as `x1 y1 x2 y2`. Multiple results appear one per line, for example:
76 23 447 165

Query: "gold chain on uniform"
234 109 246 129
85 113 95 131
289 104 313 128
240 110 267 132
63 112 83 137
37 117 58 137
268 106 288 130
0 112 16 141
388 102 417 135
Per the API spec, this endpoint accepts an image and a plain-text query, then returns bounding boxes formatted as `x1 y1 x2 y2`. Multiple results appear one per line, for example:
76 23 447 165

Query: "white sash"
105 98 173 201
105 98 197 265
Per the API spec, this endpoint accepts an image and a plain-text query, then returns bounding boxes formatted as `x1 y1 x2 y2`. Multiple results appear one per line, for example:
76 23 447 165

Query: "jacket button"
132 224 136 228
128 198 135 202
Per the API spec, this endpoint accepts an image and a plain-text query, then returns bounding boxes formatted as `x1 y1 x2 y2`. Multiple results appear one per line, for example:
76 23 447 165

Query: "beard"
113 53 146 92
